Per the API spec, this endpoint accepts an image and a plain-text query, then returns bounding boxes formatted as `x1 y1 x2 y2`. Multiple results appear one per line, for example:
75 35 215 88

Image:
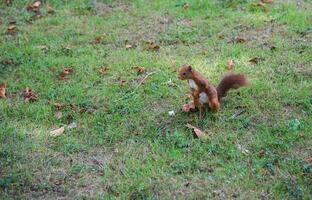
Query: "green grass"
1 0 312 199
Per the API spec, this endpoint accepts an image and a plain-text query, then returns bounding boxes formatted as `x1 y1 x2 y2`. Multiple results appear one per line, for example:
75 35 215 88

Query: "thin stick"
115 71 159 102
133 71 158 91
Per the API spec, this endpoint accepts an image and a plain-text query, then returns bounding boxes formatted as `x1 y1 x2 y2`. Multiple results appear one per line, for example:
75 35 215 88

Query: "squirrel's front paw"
182 102 196 112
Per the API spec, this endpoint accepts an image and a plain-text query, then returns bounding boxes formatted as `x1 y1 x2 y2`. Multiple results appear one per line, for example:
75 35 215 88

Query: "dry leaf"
149 43 160 50
54 102 65 110
146 41 160 50
249 57 260 65
63 67 73 74
261 0 273 3
202 49 208 55
119 80 126 86
7 25 17 35
23 87 38 102
50 126 65 137
227 59 235 70
99 67 109 75
59 67 74 80
3 59 13 65
46 5 55 13
252 2 265 7
125 44 132 49
218 34 225 40
133 66 145 74
182 3 190 10
186 124 208 139
259 150 266 157
5 0 12 6
27 1 41 12
236 36 247 43
94 36 102 44
261 169 267 176
0 81 7 98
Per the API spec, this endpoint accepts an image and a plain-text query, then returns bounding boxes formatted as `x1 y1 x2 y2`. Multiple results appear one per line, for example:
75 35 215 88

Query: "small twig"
115 71 159 102
133 71 158 91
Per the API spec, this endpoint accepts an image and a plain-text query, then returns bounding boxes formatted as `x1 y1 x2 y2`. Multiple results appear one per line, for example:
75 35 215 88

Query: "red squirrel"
179 64 247 116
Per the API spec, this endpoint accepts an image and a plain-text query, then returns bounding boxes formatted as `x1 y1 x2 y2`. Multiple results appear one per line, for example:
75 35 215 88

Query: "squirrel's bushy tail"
217 73 248 100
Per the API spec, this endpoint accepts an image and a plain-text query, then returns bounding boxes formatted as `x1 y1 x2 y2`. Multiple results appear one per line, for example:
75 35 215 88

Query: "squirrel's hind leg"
209 97 220 112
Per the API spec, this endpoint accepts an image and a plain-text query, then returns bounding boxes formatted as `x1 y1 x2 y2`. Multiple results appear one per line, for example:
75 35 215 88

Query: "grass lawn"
1 0 311 199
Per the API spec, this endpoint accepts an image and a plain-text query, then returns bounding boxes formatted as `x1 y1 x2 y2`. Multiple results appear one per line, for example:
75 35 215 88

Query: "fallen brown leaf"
249 57 260 65
0 81 7 98
133 66 145 74
218 34 225 40
186 124 208 139
146 41 160 50
202 49 208 55
63 67 73 74
59 67 74 80
27 1 41 12
227 59 235 70
182 3 190 10
53 102 65 110
3 59 13 65
23 87 38 102
125 44 132 49
261 0 273 3
119 79 126 86
252 2 265 7
261 169 267 176
49 126 65 137
94 36 102 44
259 150 266 157
235 36 247 43
46 5 55 13
5 0 12 6
7 25 17 35
99 67 109 75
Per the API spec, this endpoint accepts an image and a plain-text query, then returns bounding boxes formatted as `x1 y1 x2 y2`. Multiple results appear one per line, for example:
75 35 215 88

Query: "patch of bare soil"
226 21 288 49
275 0 312 11
20 149 115 199
119 13 174 46
94 1 132 16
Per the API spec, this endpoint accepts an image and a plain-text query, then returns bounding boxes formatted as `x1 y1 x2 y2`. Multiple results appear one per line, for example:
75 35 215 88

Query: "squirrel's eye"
182 73 186 76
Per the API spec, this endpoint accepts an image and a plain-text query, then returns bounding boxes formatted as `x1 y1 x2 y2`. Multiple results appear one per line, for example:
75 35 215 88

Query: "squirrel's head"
178 64 193 80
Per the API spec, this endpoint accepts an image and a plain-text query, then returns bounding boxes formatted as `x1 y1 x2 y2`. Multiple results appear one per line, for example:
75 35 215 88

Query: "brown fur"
216 73 248 100
0 81 7 98
179 64 219 113
179 64 247 113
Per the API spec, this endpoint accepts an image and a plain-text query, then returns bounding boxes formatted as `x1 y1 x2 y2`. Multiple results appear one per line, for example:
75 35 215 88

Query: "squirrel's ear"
188 66 192 72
